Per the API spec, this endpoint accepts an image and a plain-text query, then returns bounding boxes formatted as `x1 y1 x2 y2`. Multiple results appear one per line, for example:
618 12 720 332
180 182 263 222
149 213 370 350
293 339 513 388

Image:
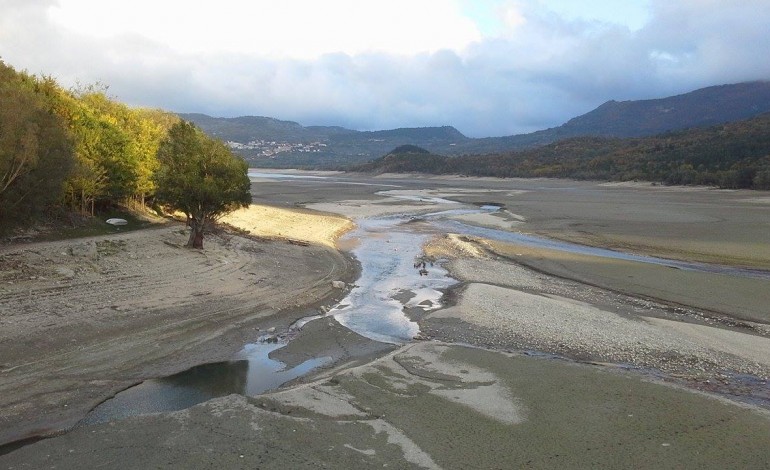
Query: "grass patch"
11 208 168 243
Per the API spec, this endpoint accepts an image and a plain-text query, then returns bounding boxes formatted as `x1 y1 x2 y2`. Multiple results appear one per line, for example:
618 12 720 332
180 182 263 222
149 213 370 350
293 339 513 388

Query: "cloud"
1 0 769 137
47 0 482 58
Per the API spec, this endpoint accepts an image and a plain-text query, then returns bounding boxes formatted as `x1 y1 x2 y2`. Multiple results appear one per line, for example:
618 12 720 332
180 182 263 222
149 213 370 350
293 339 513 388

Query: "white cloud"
2 0 769 137
48 0 482 58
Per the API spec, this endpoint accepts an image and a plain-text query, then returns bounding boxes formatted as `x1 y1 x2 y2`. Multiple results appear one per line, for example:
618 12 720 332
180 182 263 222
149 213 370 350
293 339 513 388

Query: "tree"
154 121 251 248
0 62 74 230
30 76 109 215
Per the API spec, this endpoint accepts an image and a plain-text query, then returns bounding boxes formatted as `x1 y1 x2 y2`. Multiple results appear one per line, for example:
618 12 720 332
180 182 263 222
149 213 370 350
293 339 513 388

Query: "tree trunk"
187 217 205 249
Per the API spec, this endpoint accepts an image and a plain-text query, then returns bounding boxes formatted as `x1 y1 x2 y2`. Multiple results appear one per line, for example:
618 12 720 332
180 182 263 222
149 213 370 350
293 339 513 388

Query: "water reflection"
332 218 456 344
81 342 329 425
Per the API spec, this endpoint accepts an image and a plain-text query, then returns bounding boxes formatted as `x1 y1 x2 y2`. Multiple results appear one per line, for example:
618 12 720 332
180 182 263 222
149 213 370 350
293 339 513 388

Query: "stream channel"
82 181 770 425
82 210 458 425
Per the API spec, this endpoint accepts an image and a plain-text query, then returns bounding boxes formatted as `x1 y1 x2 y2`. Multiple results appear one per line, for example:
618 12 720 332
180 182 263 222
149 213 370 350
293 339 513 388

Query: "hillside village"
226 139 327 157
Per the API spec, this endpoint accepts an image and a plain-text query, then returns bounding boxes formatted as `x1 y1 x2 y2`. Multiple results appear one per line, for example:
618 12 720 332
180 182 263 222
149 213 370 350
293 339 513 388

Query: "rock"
267 327 276 333
331 280 346 289
70 242 97 258
55 267 76 279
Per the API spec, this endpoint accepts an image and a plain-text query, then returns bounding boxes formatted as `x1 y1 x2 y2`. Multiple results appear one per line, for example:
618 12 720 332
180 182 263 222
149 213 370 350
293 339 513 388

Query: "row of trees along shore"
0 60 250 248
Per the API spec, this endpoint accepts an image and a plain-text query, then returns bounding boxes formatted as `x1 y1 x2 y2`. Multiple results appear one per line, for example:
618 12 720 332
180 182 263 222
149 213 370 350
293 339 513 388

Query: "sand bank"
221 204 354 247
429 283 770 378
0 205 356 446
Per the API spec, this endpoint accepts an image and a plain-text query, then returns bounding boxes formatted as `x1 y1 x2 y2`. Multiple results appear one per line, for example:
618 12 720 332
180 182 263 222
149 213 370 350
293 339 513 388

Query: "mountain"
179 113 469 167
180 113 354 142
353 145 449 174
357 113 770 190
543 81 770 138
467 81 770 153
181 80 770 168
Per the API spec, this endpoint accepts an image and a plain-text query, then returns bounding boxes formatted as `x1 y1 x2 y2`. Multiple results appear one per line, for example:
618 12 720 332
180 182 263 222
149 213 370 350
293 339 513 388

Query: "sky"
1 0 769 137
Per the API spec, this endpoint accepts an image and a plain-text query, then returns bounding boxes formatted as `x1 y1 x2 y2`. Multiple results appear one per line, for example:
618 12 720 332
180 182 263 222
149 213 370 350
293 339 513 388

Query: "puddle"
81 340 330 425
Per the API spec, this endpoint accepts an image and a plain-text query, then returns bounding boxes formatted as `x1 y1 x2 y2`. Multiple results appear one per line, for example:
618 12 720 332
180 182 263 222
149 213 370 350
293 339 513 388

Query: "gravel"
428 282 770 380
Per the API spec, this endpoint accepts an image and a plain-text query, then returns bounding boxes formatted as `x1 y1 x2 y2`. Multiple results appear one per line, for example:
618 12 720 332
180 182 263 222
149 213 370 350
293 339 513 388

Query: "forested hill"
543 81 770 138
184 81 770 168
354 145 447 174
353 113 770 190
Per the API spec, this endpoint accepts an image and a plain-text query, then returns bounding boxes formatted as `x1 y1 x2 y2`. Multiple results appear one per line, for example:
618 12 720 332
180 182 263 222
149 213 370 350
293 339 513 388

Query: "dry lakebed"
1 171 769 469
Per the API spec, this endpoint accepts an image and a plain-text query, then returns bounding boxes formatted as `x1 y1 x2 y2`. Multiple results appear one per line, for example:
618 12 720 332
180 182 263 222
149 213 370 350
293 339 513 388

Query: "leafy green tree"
154 121 251 248
0 61 74 230
29 76 109 214
77 91 169 207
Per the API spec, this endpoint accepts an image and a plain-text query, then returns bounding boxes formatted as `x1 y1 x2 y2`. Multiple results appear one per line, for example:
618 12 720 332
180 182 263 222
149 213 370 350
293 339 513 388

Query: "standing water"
81 341 330 425
330 217 457 343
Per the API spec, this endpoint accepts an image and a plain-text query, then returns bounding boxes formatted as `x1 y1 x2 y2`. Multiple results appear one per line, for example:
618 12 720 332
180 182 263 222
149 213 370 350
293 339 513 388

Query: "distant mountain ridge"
550 81 770 137
181 80 770 168
355 113 770 190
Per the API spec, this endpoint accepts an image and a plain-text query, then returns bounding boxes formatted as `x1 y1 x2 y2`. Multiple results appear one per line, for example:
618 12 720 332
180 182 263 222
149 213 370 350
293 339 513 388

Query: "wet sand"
2 172 769 468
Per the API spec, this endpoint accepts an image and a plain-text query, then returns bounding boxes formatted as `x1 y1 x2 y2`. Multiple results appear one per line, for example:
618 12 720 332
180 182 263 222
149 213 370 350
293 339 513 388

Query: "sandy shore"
221 204 354 248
